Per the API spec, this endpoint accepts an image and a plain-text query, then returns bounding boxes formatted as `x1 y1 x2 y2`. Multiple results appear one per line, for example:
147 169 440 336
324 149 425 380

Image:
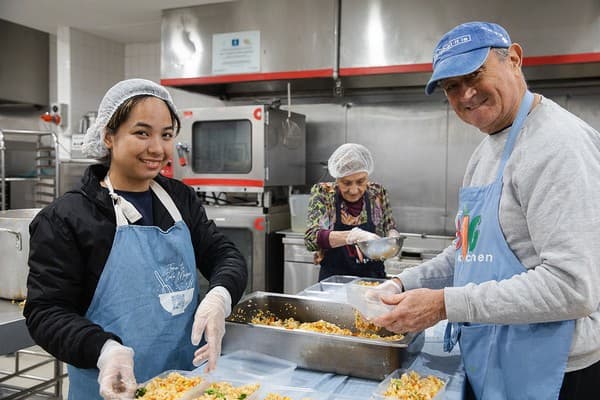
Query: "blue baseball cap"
425 21 511 95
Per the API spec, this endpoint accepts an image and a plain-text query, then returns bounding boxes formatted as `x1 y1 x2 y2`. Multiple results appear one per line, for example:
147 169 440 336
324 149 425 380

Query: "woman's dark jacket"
23 164 247 368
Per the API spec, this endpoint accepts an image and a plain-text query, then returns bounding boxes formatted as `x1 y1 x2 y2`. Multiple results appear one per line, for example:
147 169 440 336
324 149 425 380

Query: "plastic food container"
299 281 348 302
320 275 358 284
345 278 395 320
324 376 379 399
206 350 297 385
136 369 209 400
371 368 449 400
257 384 331 400
287 368 333 390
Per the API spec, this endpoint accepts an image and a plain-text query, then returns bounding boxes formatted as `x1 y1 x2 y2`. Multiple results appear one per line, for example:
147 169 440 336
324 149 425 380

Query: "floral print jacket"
304 181 397 251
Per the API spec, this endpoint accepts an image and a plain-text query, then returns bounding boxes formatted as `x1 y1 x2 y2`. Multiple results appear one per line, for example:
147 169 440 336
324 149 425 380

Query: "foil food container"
223 292 424 380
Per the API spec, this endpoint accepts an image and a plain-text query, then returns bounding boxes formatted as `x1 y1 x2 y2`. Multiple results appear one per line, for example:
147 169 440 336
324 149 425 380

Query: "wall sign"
212 30 260 75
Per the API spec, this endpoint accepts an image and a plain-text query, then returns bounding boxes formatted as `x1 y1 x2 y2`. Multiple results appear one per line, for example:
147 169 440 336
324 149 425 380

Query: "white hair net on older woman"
327 143 374 179
82 78 177 159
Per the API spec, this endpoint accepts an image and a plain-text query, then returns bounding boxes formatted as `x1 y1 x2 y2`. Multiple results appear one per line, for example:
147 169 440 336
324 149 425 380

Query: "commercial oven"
173 105 306 193
200 204 290 295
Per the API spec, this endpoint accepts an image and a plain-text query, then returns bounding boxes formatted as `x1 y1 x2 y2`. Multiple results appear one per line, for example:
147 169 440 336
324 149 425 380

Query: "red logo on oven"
254 217 265 231
253 108 262 120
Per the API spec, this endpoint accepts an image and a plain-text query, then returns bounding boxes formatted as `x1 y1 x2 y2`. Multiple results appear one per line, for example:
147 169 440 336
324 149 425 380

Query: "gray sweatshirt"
398 96 600 372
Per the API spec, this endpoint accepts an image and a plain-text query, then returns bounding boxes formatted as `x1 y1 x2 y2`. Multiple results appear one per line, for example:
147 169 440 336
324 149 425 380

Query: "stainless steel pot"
0 208 40 300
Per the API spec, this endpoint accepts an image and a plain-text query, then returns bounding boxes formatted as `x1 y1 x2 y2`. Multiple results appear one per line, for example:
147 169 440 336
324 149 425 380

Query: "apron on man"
444 91 575 400
319 190 385 281
67 177 198 399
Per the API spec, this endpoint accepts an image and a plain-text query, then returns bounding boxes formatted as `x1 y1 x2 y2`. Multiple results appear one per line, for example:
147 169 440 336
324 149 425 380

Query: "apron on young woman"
318 190 385 281
444 91 575 400
67 177 198 400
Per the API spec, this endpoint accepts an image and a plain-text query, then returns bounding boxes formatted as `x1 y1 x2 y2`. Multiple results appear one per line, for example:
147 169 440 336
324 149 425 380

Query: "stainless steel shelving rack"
0 129 60 211
0 301 65 399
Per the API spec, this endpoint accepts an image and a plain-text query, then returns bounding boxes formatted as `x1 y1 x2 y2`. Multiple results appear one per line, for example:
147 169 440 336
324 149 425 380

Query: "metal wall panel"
347 101 450 234
340 0 600 68
290 103 347 187
162 0 336 79
565 94 600 131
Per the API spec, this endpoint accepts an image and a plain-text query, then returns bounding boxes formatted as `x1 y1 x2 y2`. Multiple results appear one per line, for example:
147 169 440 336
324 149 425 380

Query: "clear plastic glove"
97 339 136 400
387 229 401 238
365 278 404 303
191 286 232 372
346 227 380 244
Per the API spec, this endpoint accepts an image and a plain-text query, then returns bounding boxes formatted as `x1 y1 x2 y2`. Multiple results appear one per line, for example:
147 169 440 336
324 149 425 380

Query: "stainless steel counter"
0 300 34 355
278 229 320 294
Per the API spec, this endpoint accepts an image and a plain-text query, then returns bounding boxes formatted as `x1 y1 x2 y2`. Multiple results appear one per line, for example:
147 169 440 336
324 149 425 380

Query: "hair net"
327 143 374 178
82 78 177 159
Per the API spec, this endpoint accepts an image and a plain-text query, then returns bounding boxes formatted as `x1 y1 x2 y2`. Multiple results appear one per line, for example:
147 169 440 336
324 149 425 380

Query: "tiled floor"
0 346 68 399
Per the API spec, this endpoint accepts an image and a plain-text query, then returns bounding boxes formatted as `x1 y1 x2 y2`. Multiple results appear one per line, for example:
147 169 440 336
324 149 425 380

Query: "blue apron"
67 177 198 400
318 190 385 281
443 91 575 400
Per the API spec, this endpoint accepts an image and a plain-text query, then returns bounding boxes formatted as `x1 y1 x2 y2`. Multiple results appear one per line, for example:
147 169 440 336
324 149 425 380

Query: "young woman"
24 79 247 399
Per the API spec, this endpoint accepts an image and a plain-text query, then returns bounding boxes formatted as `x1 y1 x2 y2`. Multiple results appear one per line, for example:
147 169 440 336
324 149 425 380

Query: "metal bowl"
356 236 405 261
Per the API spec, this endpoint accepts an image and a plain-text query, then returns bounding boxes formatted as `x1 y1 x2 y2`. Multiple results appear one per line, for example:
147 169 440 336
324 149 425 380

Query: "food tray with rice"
193 379 262 400
223 292 424 380
134 370 208 400
371 367 449 400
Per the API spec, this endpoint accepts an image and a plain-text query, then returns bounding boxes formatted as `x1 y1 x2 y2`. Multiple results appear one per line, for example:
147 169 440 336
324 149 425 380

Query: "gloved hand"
387 229 401 238
365 278 404 303
191 286 232 372
346 227 380 244
97 339 136 400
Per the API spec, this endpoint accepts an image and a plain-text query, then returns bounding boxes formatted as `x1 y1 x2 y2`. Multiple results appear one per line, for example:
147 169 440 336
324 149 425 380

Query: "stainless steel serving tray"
223 291 424 380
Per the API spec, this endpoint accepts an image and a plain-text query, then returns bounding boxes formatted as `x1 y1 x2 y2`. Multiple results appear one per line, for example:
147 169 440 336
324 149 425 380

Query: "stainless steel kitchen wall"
290 88 600 236
161 0 336 80
340 0 600 80
161 0 599 95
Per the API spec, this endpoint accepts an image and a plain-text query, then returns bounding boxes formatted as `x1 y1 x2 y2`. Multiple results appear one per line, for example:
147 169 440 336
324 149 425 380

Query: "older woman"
305 143 399 281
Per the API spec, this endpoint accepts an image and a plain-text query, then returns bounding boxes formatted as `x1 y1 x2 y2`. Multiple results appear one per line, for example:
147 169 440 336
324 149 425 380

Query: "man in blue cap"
372 21 600 399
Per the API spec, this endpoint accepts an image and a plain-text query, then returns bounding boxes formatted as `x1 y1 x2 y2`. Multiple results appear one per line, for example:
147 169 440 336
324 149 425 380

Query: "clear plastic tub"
371 367 449 400
320 275 358 284
299 282 348 302
345 277 395 320
289 194 311 232
325 376 379 398
206 350 297 385
136 369 209 400
287 368 333 390
257 384 331 400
